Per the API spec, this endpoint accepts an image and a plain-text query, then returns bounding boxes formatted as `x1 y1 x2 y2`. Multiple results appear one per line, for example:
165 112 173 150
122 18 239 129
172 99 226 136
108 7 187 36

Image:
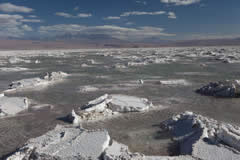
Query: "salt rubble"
196 80 240 97
6 112 240 160
160 111 240 160
7 71 68 91
6 125 110 160
70 94 153 122
0 93 28 117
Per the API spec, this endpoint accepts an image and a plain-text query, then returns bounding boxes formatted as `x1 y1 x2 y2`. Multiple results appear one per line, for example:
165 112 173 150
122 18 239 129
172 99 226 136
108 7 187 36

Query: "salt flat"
1 47 240 159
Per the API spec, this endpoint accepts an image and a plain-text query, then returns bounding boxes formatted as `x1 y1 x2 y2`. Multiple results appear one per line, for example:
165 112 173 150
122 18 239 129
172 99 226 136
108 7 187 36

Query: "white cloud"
21 24 33 31
160 0 201 6
0 14 33 37
168 12 176 19
136 1 147 5
28 15 37 18
121 11 166 17
55 12 92 18
20 19 42 23
55 12 73 18
0 3 33 13
38 24 175 41
126 22 135 25
0 14 23 27
184 34 240 40
77 13 92 18
104 16 121 20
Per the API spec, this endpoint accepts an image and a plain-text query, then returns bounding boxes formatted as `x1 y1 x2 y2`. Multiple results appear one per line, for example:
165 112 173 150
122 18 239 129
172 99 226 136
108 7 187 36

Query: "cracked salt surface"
7 112 240 160
2 47 240 159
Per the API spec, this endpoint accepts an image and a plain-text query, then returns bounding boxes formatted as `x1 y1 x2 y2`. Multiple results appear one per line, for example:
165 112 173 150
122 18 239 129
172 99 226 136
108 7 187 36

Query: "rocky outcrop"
196 80 240 97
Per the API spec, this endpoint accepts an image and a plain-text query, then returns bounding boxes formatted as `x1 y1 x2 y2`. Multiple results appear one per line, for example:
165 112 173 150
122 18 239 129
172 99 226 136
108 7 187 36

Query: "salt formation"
7 71 68 91
73 94 153 121
78 85 99 93
66 110 81 125
113 63 127 69
31 104 53 111
35 60 41 64
110 94 152 112
8 57 31 64
6 125 110 160
159 79 191 86
138 79 144 84
81 63 91 67
0 93 28 117
104 140 195 160
6 111 240 160
0 67 29 72
196 80 240 97
161 111 240 160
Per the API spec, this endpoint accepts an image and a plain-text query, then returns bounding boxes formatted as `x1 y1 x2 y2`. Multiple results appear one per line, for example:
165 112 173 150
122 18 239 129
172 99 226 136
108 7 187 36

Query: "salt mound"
6 125 110 160
74 94 153 121
196 80 240 97
84 94 152 113
161 112 240 160
7 71 68 91
110 94 152 112
0 94 28 117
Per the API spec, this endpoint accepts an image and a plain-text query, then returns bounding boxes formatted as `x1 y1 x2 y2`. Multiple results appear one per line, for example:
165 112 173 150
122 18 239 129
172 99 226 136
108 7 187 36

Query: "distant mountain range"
0 34 239 50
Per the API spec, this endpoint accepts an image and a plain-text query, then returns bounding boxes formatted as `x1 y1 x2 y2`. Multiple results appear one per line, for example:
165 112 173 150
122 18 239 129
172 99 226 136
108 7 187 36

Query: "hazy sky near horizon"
0 0 239 41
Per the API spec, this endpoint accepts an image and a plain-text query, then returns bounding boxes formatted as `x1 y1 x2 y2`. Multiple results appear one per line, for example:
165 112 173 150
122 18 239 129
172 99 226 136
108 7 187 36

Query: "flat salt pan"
110 94 152 112
0 95 28 117
6 125 110 160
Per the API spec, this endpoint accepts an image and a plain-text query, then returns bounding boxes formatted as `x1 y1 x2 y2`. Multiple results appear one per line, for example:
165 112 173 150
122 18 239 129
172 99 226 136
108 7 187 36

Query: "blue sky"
0 0 239 41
